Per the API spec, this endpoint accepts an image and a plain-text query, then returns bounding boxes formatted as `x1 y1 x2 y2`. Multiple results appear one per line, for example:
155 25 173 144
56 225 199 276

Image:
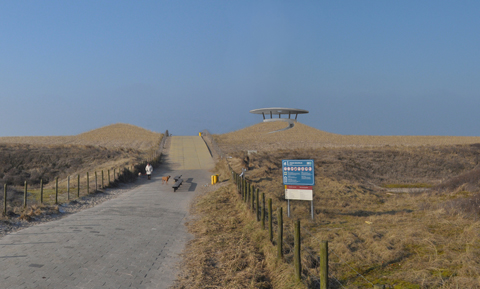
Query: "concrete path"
0 136 214 289
168 136 214 170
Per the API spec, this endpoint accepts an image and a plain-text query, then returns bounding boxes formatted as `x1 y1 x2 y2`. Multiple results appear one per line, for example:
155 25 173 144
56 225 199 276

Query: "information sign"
285 185 313 201
282 159 314 186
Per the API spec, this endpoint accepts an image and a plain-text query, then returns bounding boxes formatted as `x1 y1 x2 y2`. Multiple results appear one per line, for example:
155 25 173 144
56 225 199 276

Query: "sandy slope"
0 123 162 151
214 121 480 152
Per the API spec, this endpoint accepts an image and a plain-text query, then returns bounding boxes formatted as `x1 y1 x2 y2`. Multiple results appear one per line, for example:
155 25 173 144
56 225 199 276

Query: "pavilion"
249 107 309 132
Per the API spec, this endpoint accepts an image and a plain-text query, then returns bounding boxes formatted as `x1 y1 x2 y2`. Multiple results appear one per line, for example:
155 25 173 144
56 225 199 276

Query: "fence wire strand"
301 225 375 287
329 266 347 289
230 169 377 288
329 248 374 286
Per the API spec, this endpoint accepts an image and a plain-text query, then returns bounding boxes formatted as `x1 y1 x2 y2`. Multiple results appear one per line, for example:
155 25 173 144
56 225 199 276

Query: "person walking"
145 163 153 180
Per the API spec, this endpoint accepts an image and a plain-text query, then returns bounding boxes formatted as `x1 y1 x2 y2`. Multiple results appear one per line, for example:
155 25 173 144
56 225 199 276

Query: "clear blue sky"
1 1 480 136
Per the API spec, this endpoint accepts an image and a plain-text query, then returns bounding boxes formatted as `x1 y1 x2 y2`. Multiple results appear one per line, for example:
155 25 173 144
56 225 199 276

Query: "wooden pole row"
2 167 134 215
231 169 332 288
1 145 162 216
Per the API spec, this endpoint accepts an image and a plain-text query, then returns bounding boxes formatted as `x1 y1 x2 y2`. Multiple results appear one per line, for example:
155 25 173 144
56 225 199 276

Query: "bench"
172 179 183 192
174 175 182 182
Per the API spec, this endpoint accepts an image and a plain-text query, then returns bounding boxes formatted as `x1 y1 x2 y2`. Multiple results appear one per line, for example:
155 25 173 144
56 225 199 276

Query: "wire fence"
228 167 386 289
1 131 168 217
196 131 385 288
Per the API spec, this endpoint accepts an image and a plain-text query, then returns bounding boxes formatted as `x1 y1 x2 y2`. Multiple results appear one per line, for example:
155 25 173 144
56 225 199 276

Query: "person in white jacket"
145 163 153 180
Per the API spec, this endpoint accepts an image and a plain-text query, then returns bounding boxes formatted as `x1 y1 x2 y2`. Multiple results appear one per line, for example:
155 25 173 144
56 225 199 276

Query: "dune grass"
0 123 162 151
212 151 480 288
382 183 433 189
174 160 303 289
214 122 480 153
194 123 480 288
0 123 163 218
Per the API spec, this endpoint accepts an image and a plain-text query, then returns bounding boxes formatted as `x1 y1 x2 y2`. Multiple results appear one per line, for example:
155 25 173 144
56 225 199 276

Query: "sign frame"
282 159 315 186
282 159 315 220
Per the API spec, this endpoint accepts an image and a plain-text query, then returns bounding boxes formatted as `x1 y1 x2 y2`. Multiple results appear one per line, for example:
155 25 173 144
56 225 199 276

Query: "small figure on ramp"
145 163 153 180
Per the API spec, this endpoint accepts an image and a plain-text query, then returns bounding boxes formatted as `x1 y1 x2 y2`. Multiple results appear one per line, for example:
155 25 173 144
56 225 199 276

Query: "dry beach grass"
0 123 162 221
214 122 480 153
0 123 161 151
192 122 480 288
3 120 480 288
0 123 162 184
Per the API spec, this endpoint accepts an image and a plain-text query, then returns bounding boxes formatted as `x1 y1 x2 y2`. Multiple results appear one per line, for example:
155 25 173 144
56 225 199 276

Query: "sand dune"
0 123 162 151
214 121 480 152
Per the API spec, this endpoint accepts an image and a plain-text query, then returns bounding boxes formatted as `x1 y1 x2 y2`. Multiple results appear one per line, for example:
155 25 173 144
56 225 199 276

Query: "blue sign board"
282 159 315 186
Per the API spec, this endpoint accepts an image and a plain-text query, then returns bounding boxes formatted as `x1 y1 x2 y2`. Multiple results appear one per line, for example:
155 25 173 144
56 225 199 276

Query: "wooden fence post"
261 193 265 229
320 241 328 289
244 181 248 201
277 207 283 259
256 188 260 221
108 169 110 185
113 169 116 181
251 185 255 212
241 177 243 197
240 176 242 197
245 181 248 203
268 198 273 242
77 174 80 198
67 176 70 201
87 172 89 195
241 178 243 199
24 181 27 208
294 220 301 282
55 177 59 204
40 179 43 204
95 171 98 192
101 170 104 189
243 179 247 203
3 184 7 216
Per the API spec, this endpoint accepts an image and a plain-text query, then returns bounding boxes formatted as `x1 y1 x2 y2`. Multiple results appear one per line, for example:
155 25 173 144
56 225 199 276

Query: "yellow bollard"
211 175 215 185
215 174 219 183
199 132 202 137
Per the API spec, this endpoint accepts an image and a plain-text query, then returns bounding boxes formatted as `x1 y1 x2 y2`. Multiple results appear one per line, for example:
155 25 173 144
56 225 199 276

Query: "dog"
162 175 171 184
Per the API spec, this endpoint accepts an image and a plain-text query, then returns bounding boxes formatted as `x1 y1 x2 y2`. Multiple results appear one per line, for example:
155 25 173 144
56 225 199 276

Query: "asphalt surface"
0 136 214 289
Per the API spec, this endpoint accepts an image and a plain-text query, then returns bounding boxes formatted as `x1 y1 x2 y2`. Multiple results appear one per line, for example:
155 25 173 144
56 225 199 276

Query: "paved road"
168 136 214 170
0 136 214 289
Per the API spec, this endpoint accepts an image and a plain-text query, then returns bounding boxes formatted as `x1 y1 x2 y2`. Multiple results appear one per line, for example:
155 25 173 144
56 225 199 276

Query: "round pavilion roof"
249 107 309 115
249 107 309 132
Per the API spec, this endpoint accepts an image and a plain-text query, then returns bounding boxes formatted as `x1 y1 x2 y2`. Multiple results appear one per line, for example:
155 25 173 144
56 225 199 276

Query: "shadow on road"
186 178 197 192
